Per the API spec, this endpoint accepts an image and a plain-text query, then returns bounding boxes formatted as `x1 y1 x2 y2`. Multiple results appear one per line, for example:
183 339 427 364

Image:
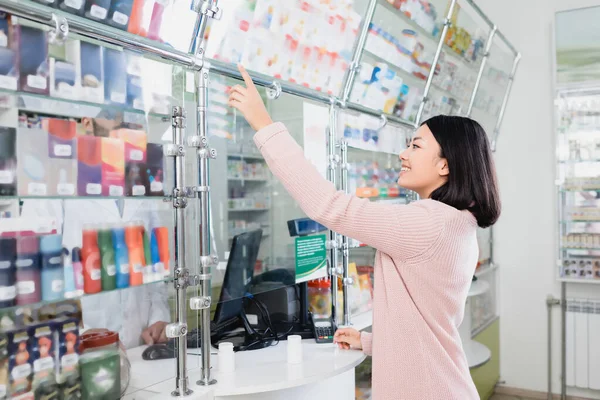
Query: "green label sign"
295 234 327 283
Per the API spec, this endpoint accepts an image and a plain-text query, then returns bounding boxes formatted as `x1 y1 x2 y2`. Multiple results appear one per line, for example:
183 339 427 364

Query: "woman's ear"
438 158 449 177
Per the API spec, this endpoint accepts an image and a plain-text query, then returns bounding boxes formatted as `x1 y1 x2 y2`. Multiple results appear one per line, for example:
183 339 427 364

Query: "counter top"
125 339 366 399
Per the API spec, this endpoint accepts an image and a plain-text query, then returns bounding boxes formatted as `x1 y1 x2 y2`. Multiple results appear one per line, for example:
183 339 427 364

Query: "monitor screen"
213 229 263 328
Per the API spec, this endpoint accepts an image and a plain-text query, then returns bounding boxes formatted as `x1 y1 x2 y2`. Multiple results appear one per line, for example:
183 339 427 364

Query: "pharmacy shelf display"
0 0 519 398
556 88 600 284
349 0 519 131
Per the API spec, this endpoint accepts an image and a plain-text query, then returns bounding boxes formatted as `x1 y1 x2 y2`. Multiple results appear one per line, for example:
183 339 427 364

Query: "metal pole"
340 141 351 326
185 0 220 387
415 0 458 126
167 107 192 397
491 53 521 151
467 26 497 116
189 65 218 387
0 0 202 69
340 0 378 103
546 295 560 400
189 0 221 56
561 283 567 400
327 101 340 325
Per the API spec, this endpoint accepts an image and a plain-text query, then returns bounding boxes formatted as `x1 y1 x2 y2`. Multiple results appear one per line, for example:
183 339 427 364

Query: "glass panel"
475 227 491 269
206 75 317 350
470 35 515 138
471 269 497 334
0 14 190 396
338 110 410 320
350 0 448 123
556 88 600 283
205 0 366 96
22 0 200 53
423 0 492 120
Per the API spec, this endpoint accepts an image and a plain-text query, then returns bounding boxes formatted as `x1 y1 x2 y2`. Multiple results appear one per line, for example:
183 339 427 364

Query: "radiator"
566 298 600 390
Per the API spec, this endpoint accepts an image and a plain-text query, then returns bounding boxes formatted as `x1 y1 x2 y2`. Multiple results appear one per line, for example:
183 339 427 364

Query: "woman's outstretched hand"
334 327 362 350
228 64 273 132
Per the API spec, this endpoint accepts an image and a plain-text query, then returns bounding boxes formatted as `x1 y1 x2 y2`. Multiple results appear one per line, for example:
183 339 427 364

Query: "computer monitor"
212 229 263 330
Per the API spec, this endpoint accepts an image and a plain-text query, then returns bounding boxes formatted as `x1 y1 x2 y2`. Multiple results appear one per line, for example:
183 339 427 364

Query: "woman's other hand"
228 64 273 131
334 327 362 350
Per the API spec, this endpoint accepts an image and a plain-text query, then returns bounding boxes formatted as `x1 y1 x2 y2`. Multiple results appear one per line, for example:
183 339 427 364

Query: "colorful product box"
44 118 77 197
49 39 80 100
16 25 49 95
0 14 18 91
55 318 79 384
84 0 112 22
107 0 134 31
110 128 147 196
77 135 102 197
103 48 127 105
17 116 50 197
58 0 86 16
145 143 164 197
7 327 33 398
101 137 125 197
0 334 7 399
0 127 16 197
79 42 104 103
29 323 60 400
126 53 144 110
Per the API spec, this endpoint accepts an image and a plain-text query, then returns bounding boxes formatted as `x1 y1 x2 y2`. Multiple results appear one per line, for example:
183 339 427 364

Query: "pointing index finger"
238 63 255 88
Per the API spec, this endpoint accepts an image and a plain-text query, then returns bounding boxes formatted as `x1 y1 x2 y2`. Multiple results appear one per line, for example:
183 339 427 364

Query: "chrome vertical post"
189 0 221 57
340 141 351 326
340 0 378 103
327 100 340 324
166 107 193 397
546 295 560 400
560 283 567 400
491 53 521 151
189 64 218 387
467 26 497 116
187 0 221 387
415 0 457 126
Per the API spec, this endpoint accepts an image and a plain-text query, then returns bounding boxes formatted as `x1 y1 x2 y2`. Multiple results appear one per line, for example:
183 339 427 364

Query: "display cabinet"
0 0 518 398
556 87 600 284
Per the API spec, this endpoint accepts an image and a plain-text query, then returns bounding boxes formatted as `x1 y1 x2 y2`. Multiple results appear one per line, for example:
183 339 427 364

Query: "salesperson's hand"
141 321 168 345
334 327 362 350
228 64 274 131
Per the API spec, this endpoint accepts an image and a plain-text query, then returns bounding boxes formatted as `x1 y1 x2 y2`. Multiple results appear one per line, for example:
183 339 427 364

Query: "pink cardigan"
255 123 480 399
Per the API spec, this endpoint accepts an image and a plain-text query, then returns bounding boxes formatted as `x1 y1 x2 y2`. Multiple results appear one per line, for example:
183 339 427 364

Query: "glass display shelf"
558 159 600 163
559 187 600 191
360 49 478 109
560 220 600 223
18 0 199 62
0 195 168 200
226 177 269 182
375 0 483 75
558 278 600 284
0 275 172 315
227 207 270 212
561 247 600 251
0 88 172 121
226 153 264 161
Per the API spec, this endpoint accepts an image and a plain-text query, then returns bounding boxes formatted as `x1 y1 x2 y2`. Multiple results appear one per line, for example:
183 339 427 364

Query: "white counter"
124 339 366 400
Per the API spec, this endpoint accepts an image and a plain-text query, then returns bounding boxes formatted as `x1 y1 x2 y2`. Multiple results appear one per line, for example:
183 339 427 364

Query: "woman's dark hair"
422 115 500 228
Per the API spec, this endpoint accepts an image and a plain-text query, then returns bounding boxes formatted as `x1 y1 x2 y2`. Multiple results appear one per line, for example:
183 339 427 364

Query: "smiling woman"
228 64 500 400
